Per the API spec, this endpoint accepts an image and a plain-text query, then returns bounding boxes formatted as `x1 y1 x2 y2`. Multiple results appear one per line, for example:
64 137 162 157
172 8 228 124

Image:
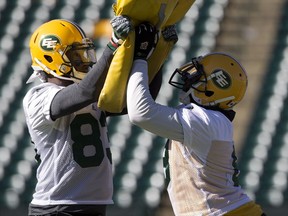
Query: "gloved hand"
134 22 158 60
162 24 178 44
108 15 133 51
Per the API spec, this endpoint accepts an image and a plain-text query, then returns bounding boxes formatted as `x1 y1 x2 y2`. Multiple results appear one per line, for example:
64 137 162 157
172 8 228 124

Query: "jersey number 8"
70 113 112 168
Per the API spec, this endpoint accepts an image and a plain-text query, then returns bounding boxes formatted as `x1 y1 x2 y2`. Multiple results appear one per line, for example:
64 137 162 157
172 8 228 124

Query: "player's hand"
108 15 133 51
162 24 178 44
134 22 158 60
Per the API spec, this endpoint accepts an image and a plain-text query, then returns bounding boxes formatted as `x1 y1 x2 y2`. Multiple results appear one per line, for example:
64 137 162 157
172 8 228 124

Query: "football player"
126 22 266 216
23 17 133 216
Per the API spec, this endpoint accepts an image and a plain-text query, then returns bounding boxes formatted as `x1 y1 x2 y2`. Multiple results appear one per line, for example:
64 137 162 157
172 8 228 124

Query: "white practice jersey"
163 105 251 216
23 82 113 206
127 60 251 216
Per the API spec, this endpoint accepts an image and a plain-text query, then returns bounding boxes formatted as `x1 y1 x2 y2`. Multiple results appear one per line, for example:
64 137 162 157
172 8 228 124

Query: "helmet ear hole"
205 91 214 97
44 55 53 63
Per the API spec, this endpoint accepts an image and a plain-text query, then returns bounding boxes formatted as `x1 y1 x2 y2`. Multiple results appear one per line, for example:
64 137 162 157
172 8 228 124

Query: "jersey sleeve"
127 60 184 142
23 83 62 126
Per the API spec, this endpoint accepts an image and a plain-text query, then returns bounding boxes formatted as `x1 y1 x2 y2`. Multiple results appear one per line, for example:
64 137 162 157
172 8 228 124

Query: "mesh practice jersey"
127 60 251 216
163 106 251 216
23 82 113 206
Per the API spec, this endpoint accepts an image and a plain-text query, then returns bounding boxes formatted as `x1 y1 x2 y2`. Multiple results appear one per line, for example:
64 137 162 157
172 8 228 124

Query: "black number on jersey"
163 140 171 186
232 145 240 186
70 112 111 168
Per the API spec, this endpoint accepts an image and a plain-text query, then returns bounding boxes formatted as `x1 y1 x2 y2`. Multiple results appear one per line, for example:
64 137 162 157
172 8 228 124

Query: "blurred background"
0 0 287 215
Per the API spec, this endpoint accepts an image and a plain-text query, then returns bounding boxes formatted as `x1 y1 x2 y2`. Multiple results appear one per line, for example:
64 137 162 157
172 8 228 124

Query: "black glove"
108 15 133 51
134 22 158 60
162 24 178 44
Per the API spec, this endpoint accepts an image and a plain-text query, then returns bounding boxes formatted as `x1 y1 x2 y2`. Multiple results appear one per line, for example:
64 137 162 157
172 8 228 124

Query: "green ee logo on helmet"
211 69 232 89
40 35 60 51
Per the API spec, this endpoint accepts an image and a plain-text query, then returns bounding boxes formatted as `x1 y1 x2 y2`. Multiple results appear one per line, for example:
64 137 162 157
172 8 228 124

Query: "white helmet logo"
211 70 231 89
40 35 60 51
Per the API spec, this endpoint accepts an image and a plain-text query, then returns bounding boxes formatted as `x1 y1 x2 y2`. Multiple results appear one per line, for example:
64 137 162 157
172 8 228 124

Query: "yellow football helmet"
29 19 96 83
169 52 248 110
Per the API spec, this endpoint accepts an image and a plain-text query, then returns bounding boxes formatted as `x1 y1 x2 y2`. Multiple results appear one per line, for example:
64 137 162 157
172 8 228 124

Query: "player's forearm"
50 46 114 119
127 60 184 142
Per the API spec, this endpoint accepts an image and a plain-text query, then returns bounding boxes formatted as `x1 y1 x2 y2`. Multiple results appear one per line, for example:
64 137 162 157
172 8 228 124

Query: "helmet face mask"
29 19 97 83
169 57 207 93
169 52 248 110
64 39 96 79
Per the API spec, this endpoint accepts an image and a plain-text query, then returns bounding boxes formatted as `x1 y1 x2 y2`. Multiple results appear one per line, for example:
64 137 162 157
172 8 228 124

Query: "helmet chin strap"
180 84 236 108
34 58 79 83
179 80 204 104
202 96 236 108
179 88 194 104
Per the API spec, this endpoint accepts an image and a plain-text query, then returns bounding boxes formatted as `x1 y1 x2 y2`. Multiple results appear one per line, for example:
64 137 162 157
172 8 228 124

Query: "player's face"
65 42 96 73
